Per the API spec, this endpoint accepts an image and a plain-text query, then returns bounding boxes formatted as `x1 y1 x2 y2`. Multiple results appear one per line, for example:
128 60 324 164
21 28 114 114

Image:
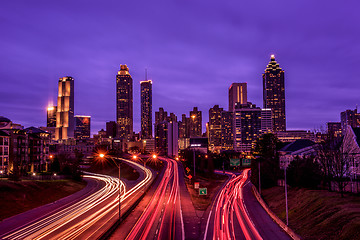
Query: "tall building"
167 121 179 157
261 108 273 134
229 83 247 112
155 107 167 126
263 55 286 132
140 80 152 139
209 105 223 152
106 121 117 138
116 65 133 139
340 109 360 132
55 77 74 140
178 114 189 138
47 106 57 127
74 115 91 140
221 111 234 151
234 102 262 152
190 107 202 137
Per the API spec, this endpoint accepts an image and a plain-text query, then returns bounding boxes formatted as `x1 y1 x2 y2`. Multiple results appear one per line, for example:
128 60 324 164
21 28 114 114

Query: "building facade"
140 80 153 139
234 102 262 152
56 77 75 140
209 105 223 152
341 109 360 133
221 111 234 151
327 122 342 139
74 115 91 140
106 121 117 138
190 107 202 137
47 106 57 127
229 83 247 112
263 55 286 132
116 65 133 139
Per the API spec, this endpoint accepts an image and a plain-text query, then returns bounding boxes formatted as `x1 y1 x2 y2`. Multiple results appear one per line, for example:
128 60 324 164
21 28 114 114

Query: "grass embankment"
186 174 227 211
0 179 86 221
262 187 360 240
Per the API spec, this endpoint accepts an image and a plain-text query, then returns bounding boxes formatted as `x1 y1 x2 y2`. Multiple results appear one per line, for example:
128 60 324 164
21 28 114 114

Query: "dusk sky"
1 1 359 135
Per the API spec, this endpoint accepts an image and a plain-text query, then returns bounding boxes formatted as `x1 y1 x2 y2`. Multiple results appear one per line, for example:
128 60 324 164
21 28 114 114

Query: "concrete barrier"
252 186 302 240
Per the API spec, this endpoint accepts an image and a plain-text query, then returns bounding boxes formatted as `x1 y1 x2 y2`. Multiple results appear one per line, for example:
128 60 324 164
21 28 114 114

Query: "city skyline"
1 1 360 135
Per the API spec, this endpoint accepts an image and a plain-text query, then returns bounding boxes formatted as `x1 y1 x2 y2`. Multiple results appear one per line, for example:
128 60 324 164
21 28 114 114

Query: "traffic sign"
194 182 199 189
242 158 251 166
230 158 240 167
199 188 207 195
188 174 192 180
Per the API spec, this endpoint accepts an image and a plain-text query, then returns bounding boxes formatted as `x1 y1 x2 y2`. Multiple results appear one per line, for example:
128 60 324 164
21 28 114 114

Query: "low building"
275 130 315 143
342 126 360 178
279 139 316 169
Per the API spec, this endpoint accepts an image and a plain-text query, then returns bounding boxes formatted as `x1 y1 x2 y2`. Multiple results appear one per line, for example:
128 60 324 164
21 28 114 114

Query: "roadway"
203 169 290 240
111 156 185 240
0 159 153 240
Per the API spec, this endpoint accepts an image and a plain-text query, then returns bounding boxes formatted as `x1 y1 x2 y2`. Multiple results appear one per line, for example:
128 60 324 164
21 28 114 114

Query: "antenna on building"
145 68 147 80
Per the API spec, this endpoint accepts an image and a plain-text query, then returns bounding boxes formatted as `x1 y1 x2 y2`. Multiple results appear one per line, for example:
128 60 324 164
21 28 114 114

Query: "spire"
265 54 282 72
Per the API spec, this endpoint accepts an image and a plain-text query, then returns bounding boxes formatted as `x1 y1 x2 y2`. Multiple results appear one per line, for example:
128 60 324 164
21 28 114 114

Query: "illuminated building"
178 114 190 138
55 77 74 140
47 106 57 127
116 65 133 139
155 107 167 125
263 55 286 132
221 111 234 151
340 108 360 133
234 102 262 152
154 108 178 157
275 130 315 143
140 80 152 139
74 115 91 140
209 105 223 152
190 107 202 137
229 83 247 112
327 122 342 139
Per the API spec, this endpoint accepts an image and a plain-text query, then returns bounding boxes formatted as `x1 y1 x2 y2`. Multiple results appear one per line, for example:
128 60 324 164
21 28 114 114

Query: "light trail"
126 157 185 240
1 159 152 240
211 169 263 240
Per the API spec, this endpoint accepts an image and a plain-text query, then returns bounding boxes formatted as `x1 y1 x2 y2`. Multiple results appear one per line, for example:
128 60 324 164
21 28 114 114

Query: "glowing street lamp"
152 154 157 159
99 153 122 221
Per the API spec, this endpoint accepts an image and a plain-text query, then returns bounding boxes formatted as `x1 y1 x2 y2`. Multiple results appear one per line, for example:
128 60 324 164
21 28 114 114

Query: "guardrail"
252 186 302 240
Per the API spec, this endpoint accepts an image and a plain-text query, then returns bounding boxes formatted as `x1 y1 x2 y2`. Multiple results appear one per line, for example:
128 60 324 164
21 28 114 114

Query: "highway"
0 159 152 240
124 157 185 240
203 169 290 240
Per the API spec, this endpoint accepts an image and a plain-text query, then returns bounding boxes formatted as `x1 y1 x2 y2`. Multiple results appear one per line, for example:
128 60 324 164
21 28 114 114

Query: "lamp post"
99 153 122 221
284 165 289 226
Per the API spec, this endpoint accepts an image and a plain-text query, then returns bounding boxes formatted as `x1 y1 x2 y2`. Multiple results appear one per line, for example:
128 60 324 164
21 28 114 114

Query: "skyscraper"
47 106 57 127
221 111 234 151
233 102 262 152
263 55 286 132
116 65 133 139
190 107 202 137
229 83 247 112
140 80 152 139
74 115 91 140
55 77 74 140
179 114 190 139
209 105 223 152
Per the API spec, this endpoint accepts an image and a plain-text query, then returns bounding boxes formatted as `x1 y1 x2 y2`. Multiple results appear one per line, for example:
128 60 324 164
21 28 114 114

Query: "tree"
316 134 351 196
251 133 282 189
287 156 322 189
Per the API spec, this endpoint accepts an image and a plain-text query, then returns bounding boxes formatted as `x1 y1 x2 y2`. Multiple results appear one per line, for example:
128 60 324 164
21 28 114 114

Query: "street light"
99 153 122 221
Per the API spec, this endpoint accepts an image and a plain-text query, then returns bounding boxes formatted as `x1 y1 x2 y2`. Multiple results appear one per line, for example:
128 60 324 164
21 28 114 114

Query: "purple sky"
1 1 360 135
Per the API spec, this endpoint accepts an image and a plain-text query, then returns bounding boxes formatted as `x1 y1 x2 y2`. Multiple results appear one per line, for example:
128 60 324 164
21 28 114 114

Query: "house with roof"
342 126 360 178
279 139 317 169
